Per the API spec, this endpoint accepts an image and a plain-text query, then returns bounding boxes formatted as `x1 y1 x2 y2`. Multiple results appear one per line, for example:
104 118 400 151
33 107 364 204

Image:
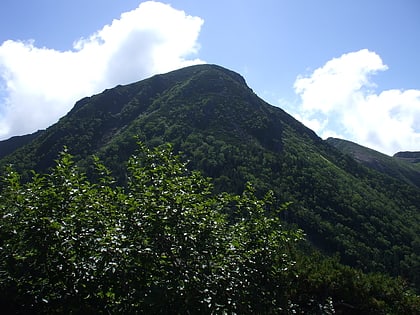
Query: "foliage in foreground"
0 144 418 314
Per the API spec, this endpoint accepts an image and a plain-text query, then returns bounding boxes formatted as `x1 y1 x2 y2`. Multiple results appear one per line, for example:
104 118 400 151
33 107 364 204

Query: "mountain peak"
164 64 248 86
0 63 314 171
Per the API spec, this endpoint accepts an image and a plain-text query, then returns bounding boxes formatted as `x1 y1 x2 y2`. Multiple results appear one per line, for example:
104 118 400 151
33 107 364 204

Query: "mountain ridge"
326 137 420 188
394 151 420 163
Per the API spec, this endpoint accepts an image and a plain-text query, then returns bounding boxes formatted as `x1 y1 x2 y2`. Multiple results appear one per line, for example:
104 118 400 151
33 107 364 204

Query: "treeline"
1 144 418 314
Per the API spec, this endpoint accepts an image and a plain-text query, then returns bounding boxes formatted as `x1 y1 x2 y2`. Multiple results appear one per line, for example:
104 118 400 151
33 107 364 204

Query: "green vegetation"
0 64 419 295
1 144 418 314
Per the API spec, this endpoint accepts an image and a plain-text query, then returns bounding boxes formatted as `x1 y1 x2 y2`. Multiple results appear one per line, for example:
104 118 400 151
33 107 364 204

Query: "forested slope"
2 144 418 313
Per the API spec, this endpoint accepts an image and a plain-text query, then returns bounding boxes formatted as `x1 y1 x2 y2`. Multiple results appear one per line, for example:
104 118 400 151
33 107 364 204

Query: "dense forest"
1 144 418 313
0 64 419 312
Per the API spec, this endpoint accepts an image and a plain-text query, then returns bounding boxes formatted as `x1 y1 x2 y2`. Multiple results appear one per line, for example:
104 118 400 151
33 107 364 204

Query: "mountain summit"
0 64 419 290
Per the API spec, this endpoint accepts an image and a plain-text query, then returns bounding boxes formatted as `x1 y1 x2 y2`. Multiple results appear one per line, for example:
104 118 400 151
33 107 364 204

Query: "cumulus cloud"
292 49 420 155
0 1 204 140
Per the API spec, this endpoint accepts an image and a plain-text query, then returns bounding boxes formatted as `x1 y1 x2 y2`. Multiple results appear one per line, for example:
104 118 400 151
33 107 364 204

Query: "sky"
0 0 419 155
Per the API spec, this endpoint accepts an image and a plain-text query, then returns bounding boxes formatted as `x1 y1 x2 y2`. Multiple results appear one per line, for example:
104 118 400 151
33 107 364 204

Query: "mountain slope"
394 151 420 164
0 130 44 160
1 64 419 290
326 137 420 188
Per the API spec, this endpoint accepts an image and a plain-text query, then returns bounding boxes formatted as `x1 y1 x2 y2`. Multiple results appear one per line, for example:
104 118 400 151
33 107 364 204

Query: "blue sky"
0 0 419 155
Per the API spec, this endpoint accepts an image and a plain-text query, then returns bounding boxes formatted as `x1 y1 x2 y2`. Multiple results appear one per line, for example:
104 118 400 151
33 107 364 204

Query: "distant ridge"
326 137 420 188
394 151 420 163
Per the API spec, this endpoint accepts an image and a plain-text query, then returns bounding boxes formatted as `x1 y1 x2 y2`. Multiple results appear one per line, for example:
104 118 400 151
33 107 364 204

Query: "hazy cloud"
0 1 204 139
293 49 420 155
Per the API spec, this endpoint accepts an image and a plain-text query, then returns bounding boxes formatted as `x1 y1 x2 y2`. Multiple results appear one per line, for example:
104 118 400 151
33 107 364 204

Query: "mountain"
326 137 420 188
394 151 420 164
1 64 419 290
0 130 44 160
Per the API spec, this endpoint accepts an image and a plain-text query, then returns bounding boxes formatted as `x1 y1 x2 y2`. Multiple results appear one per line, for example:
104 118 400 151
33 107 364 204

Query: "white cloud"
292 49 420 155
0 1 204 140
